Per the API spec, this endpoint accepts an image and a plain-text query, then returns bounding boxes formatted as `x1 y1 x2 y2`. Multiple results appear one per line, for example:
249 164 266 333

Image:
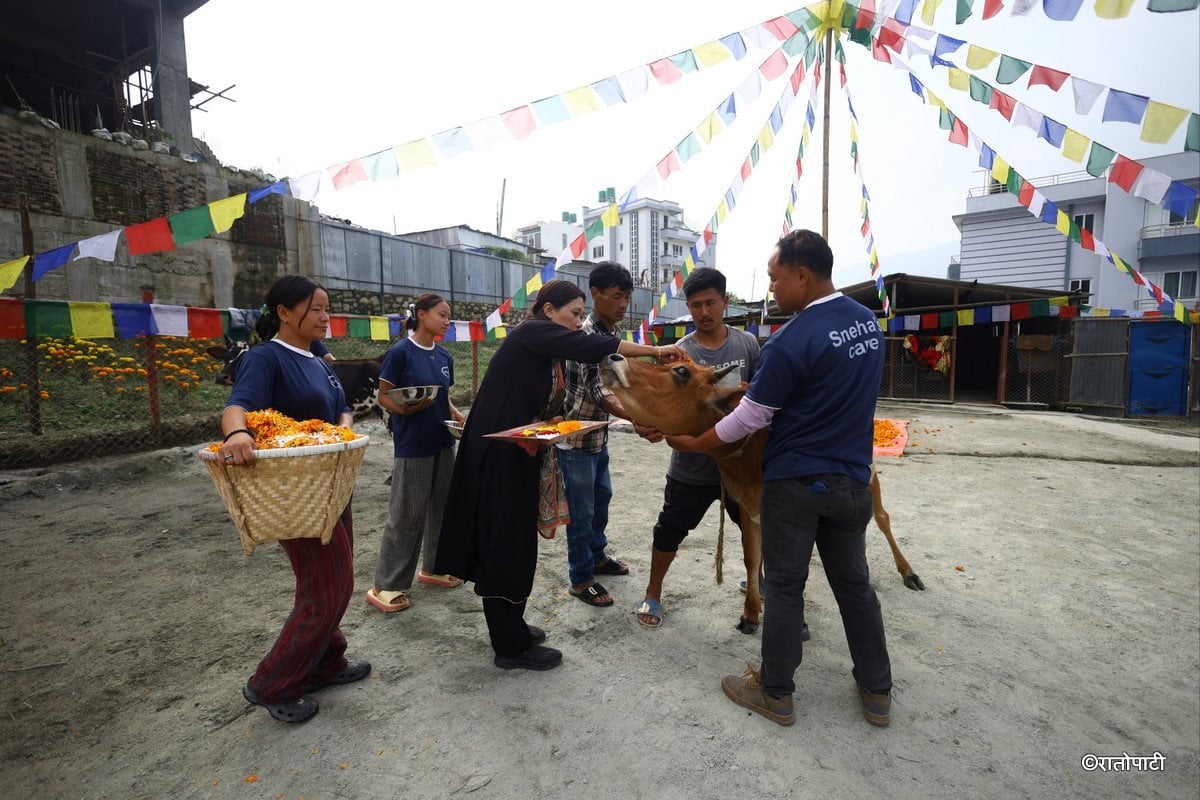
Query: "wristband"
223 428 255 443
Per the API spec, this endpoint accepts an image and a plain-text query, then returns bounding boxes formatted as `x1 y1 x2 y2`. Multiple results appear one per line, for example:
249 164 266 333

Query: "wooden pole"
19 198 42 436
821 26 833 241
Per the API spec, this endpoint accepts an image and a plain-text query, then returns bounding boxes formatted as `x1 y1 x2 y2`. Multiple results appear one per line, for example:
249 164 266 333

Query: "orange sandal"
365 588 410 612
417 572 463 588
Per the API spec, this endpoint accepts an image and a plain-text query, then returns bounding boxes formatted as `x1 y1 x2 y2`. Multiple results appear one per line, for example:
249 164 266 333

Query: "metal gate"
1128 321 1191 416
1067 319 1128 410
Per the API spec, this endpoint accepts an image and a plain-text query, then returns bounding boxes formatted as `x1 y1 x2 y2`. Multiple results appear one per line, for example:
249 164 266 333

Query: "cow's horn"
712 363 738 381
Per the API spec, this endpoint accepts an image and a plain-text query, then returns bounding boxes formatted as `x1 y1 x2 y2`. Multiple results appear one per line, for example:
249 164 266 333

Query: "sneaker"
494 644 562 671
858 685 891 727
721 664 795 726
528 624 547 644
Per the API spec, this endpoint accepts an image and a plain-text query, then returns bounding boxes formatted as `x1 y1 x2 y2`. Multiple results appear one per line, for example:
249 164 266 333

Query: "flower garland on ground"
903 335 951 375
873 418 903 449
205 409 361 451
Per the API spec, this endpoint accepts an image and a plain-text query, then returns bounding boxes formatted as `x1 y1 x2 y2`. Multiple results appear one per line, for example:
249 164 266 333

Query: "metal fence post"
142 288 162 445
19 198 42 436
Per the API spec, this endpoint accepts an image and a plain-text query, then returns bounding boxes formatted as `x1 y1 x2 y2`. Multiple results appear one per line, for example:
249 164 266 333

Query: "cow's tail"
714 485 725 585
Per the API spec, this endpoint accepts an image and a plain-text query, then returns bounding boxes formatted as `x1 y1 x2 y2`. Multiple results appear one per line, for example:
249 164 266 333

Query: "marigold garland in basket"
513 420 584 439
205 409 361 451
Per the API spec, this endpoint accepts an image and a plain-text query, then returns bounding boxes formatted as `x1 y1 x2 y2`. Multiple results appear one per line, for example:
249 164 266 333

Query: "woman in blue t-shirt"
218 275 370 724
367 293 466 613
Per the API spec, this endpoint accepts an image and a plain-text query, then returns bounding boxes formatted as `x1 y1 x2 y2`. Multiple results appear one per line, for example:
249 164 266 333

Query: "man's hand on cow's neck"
665 427 720 453
600 393 630 420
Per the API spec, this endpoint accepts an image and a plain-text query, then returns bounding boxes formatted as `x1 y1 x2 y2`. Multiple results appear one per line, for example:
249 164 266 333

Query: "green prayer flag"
1067 221 1082 244
675 132 702 162
669 50 699 74
1030 299 1050 318
1007 169 1023 196
969 75 993 104
25 300 72 337
834 39 847 64
939 108 955 130
848 25 871 46
220 310 231 336
996 55 1032 85
168 206 214 245
939 311 956 328
512 286 527 310
1147 0 1198 9
850 141 859 162
788 7 822 31
584 218 604 240
783 32 808 57
1186 113 1200 153
804 36 820 67
750 142 761 166
347 318 371 338
956 0 975 22
840 1 858 28
1085 142 1116 177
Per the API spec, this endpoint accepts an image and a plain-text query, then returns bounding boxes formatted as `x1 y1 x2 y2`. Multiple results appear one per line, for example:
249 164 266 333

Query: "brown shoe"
721 664 795 726
858 685 891 727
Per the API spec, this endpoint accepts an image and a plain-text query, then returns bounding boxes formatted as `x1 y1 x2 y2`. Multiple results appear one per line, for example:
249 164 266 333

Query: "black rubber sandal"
569 582 615 607
302 660 372 693
594 558 630 576
242 683 319 723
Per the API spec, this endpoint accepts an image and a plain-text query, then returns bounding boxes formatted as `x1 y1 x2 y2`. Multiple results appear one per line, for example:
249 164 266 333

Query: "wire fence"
0 335 500 468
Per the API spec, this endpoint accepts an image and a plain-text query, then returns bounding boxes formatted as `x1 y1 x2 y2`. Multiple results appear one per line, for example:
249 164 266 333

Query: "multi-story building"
579 196 715 293
513 217 584 262
951 152 1199 313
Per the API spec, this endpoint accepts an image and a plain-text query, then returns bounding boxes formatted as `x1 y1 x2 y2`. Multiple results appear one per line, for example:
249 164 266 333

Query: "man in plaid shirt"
558 262 635 608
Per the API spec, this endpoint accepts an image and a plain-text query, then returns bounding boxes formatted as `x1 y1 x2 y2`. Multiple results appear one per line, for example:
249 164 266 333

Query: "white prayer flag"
74 230 121 262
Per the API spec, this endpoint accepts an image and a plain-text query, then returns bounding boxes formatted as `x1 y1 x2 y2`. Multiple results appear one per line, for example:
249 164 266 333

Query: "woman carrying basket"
217 275 370 723
367 293 466 613
434 280 683 671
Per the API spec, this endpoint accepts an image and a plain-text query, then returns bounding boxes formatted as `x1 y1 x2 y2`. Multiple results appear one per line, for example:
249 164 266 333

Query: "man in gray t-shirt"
634 269 760 628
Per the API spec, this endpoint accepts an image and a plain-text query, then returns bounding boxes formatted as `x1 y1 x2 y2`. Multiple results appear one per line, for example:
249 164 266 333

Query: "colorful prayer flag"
209 194 247 234
125 218 175 256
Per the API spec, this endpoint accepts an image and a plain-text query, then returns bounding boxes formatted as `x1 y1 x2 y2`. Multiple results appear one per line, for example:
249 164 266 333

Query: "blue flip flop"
635 597 662 628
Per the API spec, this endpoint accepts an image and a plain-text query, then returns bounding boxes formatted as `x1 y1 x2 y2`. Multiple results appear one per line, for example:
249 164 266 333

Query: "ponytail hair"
405 293 446 332
529 279 586 320
256 274 324 340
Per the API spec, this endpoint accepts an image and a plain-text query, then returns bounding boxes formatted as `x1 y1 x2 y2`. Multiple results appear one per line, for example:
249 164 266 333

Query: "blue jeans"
759 473 892 697
556 446 613 586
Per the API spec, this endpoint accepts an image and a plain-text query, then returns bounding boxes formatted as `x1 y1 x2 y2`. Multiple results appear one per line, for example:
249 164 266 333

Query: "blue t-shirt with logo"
746 294 883 484
381 338 455 458
226 340 349 424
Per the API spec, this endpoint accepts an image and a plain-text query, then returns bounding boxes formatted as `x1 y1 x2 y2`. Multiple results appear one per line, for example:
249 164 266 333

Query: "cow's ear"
710 384 747 416
205 346 227 359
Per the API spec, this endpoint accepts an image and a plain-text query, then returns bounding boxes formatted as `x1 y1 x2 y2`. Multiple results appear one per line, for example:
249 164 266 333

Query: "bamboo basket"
198 436 370 555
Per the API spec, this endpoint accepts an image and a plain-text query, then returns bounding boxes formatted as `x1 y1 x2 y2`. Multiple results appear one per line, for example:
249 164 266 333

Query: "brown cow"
599 353 923 634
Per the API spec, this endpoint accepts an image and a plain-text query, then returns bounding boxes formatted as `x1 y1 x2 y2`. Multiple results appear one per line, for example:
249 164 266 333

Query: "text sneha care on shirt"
828 317 881 359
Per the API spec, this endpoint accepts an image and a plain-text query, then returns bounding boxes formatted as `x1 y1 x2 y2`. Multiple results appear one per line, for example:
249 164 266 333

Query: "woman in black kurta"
436 280 680 670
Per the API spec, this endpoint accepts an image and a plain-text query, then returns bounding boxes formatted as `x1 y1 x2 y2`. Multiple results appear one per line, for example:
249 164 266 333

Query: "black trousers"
652 476 743 553
482 597 532 657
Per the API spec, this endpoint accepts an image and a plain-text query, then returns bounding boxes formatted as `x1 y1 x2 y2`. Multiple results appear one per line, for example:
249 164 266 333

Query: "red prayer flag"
949 118 969 146
861 217 871 236
857 0 877 28
880 20 907 52
497 298 512 315
569 233 587 258
329 315 349 337
790 62 805 94
0 298 26 339
187 307 223 338
469 320 485 341
648 58 683 85
125 218 175 256
983 0 1004 17
1028 65 1069 92
703 226 714 245
656 151 682 180
501 106 537 140
328 160 368 190
740 158 752 181
840 64 848 86
989 90 1016 121
1079 229 1096 251
795 159 804 177
920 313 938 329
1018 181 1035 207
872 38 892 63
813 60 822 90
1108 156 1144 192
764 16 799 40
1058 305 1078 318
1011 302 1031 321
760 50 789 81
1150 284 1164 303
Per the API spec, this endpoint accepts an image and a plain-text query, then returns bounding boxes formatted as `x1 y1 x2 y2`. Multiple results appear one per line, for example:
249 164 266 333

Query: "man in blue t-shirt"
666 229 893 729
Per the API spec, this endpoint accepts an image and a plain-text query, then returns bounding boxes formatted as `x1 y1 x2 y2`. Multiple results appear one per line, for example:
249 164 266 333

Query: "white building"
952 152 1199 313
580 196 715 294
513 218 584 262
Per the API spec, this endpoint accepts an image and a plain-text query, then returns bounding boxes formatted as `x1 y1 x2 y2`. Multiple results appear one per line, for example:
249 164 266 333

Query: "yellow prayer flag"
564 86 601 116
717 202 728 224
697 111 723 144
684 254 696 272
869 246 878 265
1061 128 1089 163
208 193 247 234
1173 302 1186 323
1092 308 1111 317
965 46 999 70
990 155 1009 184
1049 296 1070 306
957 309 974 326
0 255 29 292
369 316 390 341
828 0 847 28
493 325 507 339
394 139 437 171
926 90 945 109
1055 210 1071 236
787 200 796 216
68 302 115 339
693 40 731 67
658 292 669 310
758 125 774 152
850 124 859 143
1140 101 1189 145
525 274 543 295
601 203 619 228
921 0 945 25
1111 254 1131 274
1093 0 1135 18
947 68 969 92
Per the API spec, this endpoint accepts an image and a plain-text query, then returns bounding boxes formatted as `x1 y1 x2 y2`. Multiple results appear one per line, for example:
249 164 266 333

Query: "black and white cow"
206 337 386 423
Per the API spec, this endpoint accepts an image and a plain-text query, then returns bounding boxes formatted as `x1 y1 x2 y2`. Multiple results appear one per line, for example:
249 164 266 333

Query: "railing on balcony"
968 168 1104 198
1140 221 1199 240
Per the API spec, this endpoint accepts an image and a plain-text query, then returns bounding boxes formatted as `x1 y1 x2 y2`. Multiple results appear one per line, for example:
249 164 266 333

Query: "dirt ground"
1 403 1198 800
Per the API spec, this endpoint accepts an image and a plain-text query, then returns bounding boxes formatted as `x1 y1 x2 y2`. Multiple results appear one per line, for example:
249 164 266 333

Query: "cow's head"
205 336 252 386
599 353 745 436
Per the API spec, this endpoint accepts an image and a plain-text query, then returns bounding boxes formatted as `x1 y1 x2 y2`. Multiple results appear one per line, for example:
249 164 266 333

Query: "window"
1069 278 1092 296
592 246 605 259
1072 213 1094 232
672 244 684 257
619 242 624 251
561 233 568 248
1163 270 1198 298
1168 197 1200 226
662 268 670 282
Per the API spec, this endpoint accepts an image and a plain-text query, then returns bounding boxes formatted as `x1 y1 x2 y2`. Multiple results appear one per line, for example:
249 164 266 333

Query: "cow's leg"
869 467 924 591
737 516 763 634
